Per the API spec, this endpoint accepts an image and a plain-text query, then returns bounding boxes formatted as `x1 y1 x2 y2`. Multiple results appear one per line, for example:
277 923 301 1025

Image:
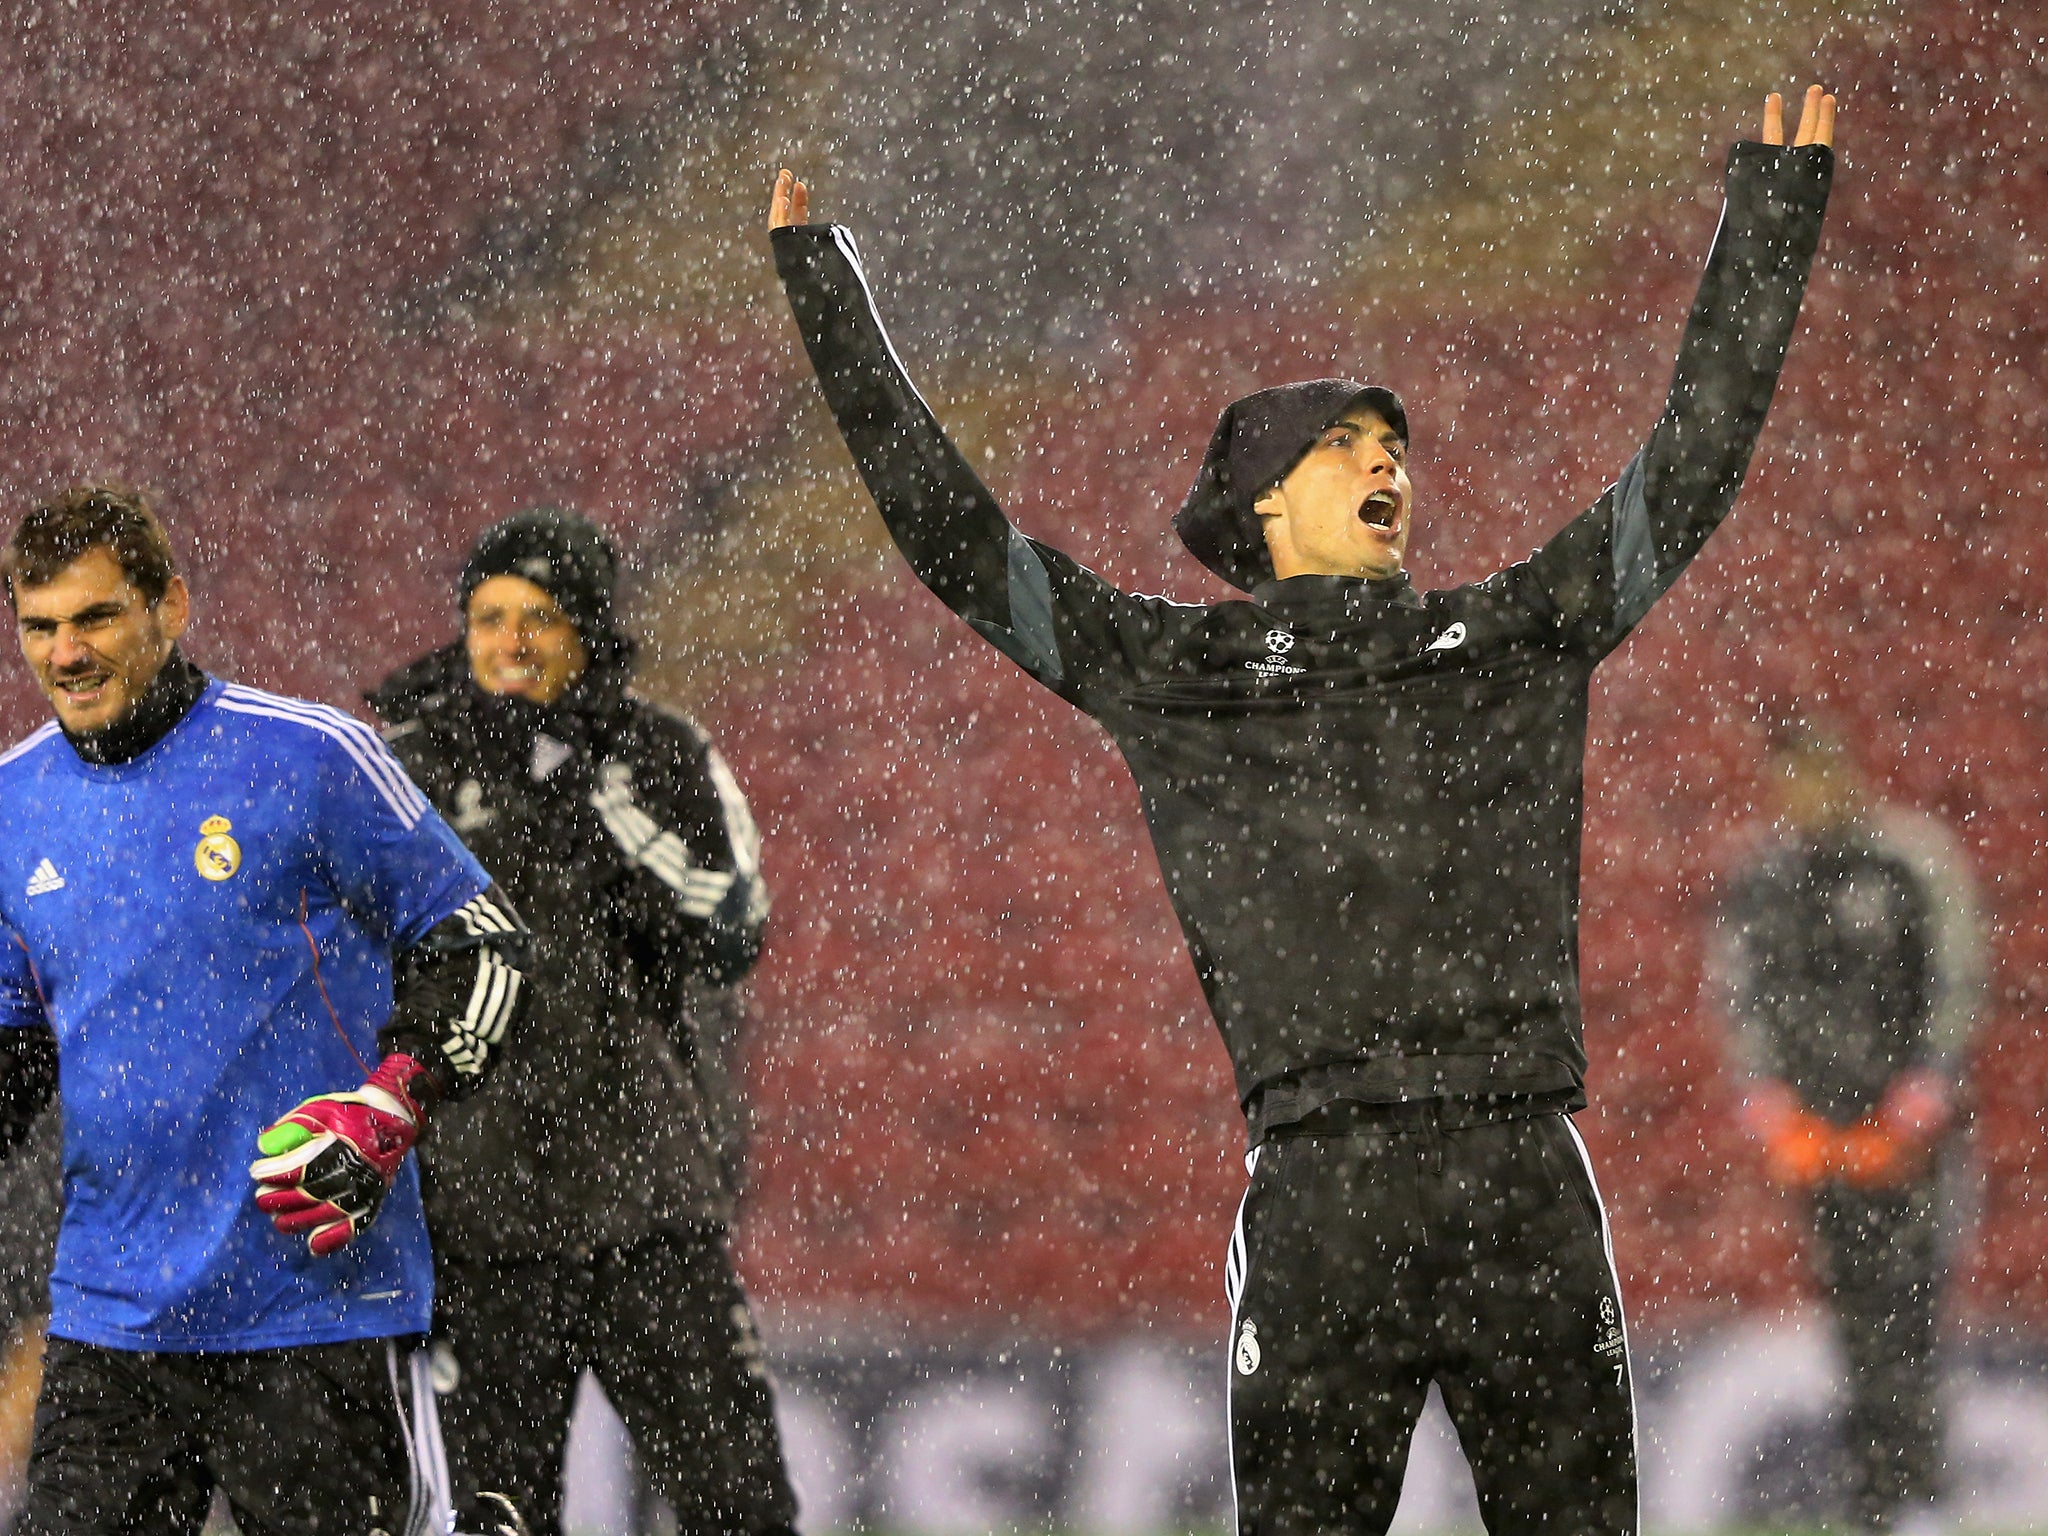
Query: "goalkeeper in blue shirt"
0 487 530 1536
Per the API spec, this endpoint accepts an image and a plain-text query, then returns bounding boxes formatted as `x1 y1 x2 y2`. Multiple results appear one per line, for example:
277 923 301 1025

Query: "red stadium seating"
1 0 783 706
6 0 2044 1340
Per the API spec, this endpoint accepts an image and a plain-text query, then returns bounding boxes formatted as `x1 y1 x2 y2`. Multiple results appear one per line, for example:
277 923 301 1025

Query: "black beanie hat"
1171 380 1407 591
458 506 620 640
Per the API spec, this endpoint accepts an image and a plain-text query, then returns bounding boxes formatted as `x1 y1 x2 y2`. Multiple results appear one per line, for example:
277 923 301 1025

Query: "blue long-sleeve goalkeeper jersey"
0 679 490 1352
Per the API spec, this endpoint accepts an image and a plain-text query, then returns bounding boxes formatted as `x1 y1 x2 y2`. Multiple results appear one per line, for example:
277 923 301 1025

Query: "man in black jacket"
1717 724 1980 1532
770 87 1835 1535
368 508 796 1536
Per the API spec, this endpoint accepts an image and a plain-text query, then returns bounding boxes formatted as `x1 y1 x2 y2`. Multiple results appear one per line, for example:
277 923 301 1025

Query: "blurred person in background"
1716 722 1982 1535
0 486 529 1536
367 507 796 1536
771 85 1833 1535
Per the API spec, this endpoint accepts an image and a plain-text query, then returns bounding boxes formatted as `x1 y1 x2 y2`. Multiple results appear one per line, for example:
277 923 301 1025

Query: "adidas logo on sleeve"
26 859 66 897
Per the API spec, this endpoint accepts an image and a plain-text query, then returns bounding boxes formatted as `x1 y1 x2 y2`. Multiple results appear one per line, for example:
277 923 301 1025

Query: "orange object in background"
1761 1118 1836 1189
0 1319 47 1506
1834 1122 1909 1189
1742 1082 1835 1189
1743 1078 1950 1194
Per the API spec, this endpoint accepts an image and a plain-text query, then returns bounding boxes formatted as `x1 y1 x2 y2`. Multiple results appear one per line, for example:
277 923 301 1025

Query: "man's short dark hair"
3 486 179 609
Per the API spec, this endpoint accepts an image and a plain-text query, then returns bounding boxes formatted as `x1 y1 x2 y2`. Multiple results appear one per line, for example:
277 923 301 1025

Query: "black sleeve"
773 223 1180 701
378 883 530 1103
1487 141 1835 654
0 1025 58 1163
595 712 770 988
0 1104 60 1334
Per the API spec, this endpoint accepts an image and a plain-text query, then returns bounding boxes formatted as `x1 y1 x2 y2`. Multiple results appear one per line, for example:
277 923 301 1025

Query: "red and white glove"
250 1054 433 1256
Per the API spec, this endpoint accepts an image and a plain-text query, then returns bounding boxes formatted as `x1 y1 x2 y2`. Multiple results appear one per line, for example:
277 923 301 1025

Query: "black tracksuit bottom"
19 1335 418 1536
432 1226 797 1536
1810 1181 1945 1529
1226 1103 1636 1536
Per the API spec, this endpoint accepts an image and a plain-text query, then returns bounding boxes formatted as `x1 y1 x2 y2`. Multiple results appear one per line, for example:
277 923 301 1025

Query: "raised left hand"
770 167 811 230
1761 84 1836 149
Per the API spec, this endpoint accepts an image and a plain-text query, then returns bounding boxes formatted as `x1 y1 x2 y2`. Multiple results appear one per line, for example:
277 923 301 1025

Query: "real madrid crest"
194 815 242 882
1234 1317 1261 1375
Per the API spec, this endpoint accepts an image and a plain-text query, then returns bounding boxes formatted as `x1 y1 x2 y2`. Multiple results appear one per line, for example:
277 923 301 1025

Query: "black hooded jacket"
775 142 1833 1139
368 642 768 1252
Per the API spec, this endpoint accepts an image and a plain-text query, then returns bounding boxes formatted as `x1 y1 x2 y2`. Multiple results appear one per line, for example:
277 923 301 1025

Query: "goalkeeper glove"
1836 1070 1952 1189
250 1053 435 1256
1740 1080 1833 1189
1835 1120 1908 1187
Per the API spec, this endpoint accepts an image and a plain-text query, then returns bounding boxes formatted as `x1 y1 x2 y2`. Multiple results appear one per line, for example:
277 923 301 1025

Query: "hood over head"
458 505 622 644
370 506 636 733
1172 380 1407 591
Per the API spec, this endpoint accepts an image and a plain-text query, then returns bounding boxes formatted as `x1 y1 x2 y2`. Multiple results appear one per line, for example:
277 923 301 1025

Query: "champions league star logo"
1595 1294 1627 1366
1247 628 1307 679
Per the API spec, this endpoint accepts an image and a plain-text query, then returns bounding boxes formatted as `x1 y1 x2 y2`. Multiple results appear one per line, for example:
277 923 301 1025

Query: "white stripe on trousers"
1560 1114 1643 1536
386 1342 455 1536
1223 1143 1262 1536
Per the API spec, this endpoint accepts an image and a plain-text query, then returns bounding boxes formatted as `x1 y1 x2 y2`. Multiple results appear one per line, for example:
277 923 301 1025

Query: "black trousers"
433 1227 797 1536
1227 1106 1636 1536
1811 1180 1945 1529
20 1335 417 1536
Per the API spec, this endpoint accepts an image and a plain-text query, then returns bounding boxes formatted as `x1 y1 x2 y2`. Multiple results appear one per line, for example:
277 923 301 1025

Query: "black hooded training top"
368 642 767 1249
775 142 1833 1139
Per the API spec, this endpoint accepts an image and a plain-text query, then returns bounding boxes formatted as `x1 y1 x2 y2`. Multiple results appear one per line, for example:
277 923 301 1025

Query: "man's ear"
157 574 192 643
1256 486 1297 577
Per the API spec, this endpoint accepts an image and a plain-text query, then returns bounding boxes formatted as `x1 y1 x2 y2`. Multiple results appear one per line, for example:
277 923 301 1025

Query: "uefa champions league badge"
1595 1294 1626 1363
1246 628 1307 679
194 815 243 882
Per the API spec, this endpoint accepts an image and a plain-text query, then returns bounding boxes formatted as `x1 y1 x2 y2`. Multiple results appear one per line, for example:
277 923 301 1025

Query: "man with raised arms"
768 87 1835 1534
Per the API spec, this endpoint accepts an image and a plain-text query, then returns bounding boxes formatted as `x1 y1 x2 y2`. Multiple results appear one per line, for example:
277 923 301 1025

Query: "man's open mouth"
1359 490 1402 535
